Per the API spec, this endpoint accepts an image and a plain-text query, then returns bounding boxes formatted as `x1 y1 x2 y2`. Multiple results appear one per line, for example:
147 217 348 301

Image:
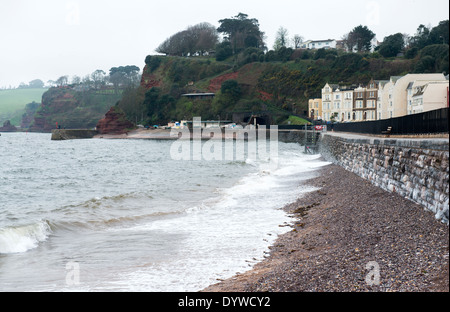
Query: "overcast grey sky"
1 0 448 88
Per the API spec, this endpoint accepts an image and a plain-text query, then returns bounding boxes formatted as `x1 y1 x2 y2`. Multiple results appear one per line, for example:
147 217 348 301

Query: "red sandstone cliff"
96 106 135 134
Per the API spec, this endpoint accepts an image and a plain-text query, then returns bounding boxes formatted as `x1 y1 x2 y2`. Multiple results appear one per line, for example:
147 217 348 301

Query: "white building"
378 73 447 119
301 39 337 50
321 83 355 122
408 81 449 114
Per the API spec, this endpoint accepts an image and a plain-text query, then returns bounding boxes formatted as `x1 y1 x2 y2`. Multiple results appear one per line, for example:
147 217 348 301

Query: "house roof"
310 39 335 43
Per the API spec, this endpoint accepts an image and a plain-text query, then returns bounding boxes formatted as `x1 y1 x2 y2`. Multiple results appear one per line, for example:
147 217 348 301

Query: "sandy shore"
203 163 449 292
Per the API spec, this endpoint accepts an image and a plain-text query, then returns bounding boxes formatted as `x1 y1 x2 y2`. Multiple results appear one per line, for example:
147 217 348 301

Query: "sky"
1 0 449 88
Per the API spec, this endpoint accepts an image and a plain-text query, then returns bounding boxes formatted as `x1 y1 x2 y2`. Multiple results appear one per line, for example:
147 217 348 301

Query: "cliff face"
28 87 122 132
96 106 135 134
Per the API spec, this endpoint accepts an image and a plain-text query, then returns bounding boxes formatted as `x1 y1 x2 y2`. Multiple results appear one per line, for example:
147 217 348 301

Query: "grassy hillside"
0 88 48 125
118 50 422 126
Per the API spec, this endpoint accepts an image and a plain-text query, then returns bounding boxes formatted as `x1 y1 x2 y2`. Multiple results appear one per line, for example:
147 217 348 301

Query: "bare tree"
91 69 106 89
56 75 68 87
292 34 304 49
156 22 218 56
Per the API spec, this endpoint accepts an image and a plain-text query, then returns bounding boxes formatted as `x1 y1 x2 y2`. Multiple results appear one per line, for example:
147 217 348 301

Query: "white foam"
104 150 330 291
0 221 51 254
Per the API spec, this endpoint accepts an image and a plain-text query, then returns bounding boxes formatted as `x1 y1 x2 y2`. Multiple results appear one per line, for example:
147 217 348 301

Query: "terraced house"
320 80 378 122
316 74 448 122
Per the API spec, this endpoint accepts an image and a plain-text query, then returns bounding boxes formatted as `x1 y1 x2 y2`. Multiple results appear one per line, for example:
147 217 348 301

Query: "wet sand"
203 163 449 292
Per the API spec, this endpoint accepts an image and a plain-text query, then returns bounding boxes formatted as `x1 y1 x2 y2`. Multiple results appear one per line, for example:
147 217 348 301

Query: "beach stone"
320 133 449 225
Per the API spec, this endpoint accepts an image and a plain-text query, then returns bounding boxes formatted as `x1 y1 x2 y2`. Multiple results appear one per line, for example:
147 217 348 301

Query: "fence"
328 107 449 135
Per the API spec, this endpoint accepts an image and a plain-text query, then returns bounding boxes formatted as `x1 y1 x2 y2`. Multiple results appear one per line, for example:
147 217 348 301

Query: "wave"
0 220 52 254
51 210 182 232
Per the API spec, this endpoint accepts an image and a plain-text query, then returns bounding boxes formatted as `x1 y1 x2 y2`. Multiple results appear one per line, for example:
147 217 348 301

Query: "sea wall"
319 133 449 224
51 129 98 140
277 130 305 143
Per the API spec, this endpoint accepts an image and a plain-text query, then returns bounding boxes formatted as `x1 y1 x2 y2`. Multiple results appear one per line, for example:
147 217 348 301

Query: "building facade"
301 39 337 50
378 73 447 119
308 98 322 120
316 73 448 123
408 81 449 114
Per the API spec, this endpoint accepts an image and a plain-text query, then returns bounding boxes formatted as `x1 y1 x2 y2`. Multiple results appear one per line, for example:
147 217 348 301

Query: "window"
335 94 340 100
369 91 375 98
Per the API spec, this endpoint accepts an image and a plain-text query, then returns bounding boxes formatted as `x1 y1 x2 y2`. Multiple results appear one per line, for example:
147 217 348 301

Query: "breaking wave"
0 220 52 254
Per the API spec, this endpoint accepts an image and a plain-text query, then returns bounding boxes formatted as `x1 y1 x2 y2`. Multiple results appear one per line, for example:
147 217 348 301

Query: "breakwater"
319 133 449 224
51 129 98 140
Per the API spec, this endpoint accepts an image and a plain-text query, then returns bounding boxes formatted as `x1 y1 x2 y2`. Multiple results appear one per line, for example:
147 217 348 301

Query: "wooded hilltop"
22 14 449 131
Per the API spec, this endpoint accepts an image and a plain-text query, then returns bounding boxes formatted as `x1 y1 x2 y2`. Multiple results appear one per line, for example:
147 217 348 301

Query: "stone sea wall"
319 133 449 224
51 129 98 140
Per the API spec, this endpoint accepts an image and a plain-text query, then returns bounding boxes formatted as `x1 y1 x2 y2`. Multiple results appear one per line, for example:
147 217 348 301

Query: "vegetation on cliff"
28 87 124 132
15 15 448 132
26 66 140 132
112 16 448 127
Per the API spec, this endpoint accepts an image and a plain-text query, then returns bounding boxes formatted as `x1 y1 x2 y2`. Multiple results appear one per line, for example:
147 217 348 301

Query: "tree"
156 22 218 56
109 65 140 92
414 44 449 74
217 13 265 54
429 20 449 45
56 75 68 87
28 79 45 88
378 33 405 57
343 25 375 52
91 69 106 89
410 24 431 49
221 80 241 100
273 27 289 51
215 41 233 61
192 22 219 54
71 75 81 84
292 35 304 49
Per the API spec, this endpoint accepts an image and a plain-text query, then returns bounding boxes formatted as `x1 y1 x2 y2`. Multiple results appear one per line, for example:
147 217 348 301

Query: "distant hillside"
28 87 123 132
0 88 48 126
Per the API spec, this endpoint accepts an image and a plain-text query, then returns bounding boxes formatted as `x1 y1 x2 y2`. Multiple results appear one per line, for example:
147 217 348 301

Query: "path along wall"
319 133 449 224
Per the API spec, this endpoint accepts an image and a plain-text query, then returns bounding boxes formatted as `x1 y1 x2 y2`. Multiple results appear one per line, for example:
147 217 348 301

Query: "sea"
0 132 329 292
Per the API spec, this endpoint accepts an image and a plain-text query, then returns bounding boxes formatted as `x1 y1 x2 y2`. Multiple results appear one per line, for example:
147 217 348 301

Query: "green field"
0 88 48 126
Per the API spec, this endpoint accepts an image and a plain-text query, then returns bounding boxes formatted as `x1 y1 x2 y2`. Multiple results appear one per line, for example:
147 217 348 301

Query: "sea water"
0 132 329 291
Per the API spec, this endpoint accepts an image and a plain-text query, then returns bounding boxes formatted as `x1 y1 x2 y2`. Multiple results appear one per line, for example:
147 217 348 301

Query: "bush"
216 42 233 61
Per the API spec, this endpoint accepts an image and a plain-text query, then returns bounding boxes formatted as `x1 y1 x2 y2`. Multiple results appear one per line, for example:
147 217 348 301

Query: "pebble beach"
203 163 449 292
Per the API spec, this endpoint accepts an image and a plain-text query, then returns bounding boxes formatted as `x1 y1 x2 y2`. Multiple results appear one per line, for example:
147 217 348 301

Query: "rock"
96 106 135 135
0 120 17 132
